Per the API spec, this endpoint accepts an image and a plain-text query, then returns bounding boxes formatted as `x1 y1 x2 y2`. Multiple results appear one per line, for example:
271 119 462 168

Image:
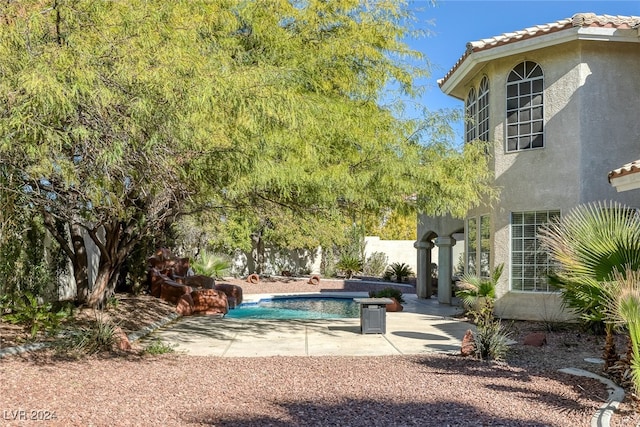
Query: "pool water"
226 297 359 320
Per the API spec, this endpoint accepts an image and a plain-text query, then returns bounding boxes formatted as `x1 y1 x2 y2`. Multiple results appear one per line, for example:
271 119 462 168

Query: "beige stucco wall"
424 38 640 320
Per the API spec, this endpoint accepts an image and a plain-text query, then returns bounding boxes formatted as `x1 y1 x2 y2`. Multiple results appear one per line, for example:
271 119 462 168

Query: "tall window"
465 88 477 143
466 215 491 277
465 77 490 144
511 210 559 292
506 61 544 152
477 77 490 142
466 218 477 275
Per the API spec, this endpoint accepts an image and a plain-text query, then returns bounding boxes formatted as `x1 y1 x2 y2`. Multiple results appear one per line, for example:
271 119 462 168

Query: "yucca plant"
191 251 231 279
336 255 363 279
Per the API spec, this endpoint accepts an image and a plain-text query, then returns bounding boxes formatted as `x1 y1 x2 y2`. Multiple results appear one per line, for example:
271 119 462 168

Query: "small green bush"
143 338 176 355
369 287 404 303
362 252 389 277
2 292 71 338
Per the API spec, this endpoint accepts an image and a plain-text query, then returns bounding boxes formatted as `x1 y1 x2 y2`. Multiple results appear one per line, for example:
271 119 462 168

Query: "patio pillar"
435 237 455 304
414 240 434 299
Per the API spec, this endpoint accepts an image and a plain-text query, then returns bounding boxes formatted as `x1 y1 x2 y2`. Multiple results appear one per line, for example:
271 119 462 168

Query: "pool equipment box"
354 298 393 334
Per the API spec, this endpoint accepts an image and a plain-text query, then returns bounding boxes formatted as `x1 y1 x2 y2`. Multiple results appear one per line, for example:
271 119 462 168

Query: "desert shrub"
369 287 404 303
58 313 117 357
2 292 71 338
362 252 388 277
143 338 176 355
473 317 512 362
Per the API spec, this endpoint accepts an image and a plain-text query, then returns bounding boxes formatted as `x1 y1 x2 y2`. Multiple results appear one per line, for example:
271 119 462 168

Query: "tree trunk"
70 222 90 305
251 230 265 275
87 261 119 309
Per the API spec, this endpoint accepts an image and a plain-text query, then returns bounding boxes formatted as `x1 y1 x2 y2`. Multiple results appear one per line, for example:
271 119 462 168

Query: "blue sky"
405 1 640 143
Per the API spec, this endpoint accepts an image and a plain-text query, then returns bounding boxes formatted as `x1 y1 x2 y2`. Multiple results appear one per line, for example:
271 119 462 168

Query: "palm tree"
538 201 640 367
191 251 231 279
605 269 640 394
455 263 503 312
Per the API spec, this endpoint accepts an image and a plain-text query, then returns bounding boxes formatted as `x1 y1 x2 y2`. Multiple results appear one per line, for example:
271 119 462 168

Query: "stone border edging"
0 312 181 359
558 367 625 427
0 342 50 359
127 312 180 343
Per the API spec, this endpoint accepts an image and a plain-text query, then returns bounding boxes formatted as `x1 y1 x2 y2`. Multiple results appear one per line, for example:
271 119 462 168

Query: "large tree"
0 0 492 307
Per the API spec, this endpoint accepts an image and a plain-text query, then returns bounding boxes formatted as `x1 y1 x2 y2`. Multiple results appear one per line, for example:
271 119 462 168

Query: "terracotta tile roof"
608 160 640 182
439 13 640 88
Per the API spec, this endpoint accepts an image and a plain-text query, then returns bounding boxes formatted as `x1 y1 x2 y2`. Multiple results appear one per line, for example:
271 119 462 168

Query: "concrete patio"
145 293 471 357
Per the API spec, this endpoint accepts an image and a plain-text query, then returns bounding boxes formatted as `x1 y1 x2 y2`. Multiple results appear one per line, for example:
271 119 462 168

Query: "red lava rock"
190 289 228 315
176 293 194 316
113 326 131 351
523 332 547 347
215 283 243 306
160 282 192 305
460 329 476 357
185 275 216 289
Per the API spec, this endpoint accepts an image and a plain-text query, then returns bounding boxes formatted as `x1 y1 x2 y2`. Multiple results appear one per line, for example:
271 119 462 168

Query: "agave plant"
336 255 363 279
191 251 231 279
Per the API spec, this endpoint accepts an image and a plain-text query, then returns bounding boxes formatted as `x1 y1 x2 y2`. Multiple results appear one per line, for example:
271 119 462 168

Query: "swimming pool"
225 296 359 319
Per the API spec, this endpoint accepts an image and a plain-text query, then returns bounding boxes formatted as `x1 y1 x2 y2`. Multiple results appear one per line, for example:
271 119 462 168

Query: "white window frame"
506 61 544 152
510 210 559 292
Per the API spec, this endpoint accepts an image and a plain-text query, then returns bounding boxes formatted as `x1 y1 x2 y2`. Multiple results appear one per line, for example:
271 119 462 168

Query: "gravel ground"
1 276 639 426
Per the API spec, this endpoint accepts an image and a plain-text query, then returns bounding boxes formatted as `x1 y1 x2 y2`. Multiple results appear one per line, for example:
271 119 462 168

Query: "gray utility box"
354 298 393 334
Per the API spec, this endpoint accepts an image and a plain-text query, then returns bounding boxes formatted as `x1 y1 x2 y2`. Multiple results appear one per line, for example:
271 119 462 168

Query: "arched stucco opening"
416 214 464 304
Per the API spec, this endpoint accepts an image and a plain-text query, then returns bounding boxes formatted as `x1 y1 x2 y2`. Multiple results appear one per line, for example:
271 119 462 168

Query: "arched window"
506 61 544 152
477 77 489 142
465 88 477 143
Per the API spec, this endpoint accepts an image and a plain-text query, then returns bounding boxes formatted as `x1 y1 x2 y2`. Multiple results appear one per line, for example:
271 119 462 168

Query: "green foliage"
362 252 389 277
455 264 503 311
2 292 71 339
604 269 640 394
143 338 176 355
472 316 512 362
454 264 510 361
336 255 363 279
369 287 405 303
59 313 117 357
538 201 640 330
385 262 415 283
367 210 417 240
0 0 494 307
191 251 231 279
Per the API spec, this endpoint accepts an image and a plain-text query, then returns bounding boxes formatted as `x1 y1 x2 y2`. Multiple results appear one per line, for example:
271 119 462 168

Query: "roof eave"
439 26 640 99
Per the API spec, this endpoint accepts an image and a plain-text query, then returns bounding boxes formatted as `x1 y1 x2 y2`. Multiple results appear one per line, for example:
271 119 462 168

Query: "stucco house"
416 13 640 320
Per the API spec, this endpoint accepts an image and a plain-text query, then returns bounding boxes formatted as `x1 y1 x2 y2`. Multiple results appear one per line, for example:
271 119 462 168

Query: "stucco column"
435 237 455 304
414 240 434 299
